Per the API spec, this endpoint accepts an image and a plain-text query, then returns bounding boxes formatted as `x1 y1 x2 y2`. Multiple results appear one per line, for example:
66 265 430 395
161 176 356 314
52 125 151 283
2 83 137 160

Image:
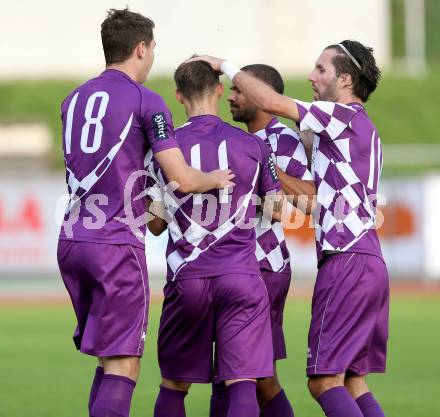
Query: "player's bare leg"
102 356 140 381
257 368 282 406
344 374 369 399
308 374 364 417
90 356 139 417
225 378 256 386
160 377 191 391
345 375 386 417
257 363 294 417
308 374 345 399
154 378 190 417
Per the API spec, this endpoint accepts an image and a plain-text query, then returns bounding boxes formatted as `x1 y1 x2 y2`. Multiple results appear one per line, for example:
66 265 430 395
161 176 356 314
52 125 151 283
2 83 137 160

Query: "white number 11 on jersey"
190 140 230 204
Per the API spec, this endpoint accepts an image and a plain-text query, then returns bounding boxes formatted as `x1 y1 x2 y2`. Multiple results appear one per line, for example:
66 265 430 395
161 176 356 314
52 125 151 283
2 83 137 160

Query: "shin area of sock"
90 374 136 417
153 385 188 417
226 381 259 417
317 386 364 417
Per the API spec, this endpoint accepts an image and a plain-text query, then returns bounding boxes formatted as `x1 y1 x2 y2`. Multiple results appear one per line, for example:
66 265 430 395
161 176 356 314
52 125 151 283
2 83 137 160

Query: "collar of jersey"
187 114 222 123
346 101 364 110
101 68 135 83
254 117 278 137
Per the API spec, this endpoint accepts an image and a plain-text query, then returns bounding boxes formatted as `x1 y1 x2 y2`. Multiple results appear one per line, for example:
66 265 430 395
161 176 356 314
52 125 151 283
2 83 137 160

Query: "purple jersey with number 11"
59 69 178 249
147 115 281 281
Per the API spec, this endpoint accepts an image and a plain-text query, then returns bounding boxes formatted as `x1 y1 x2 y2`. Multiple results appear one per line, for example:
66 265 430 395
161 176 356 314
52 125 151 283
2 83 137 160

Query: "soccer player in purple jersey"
222 64 315 417
190 40 389 417
57 9 233 417
145 60 284 417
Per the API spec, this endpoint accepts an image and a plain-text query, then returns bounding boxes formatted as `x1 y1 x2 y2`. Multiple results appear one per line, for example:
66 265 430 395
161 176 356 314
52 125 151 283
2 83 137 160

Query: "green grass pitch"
0 296 439 416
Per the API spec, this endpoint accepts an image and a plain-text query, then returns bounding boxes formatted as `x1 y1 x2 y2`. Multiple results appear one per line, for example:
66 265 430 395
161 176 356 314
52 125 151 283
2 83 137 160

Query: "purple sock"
227 381 259 417
317 386 364 417
210 382 229 417
356 392 386 417
88 367 104 416
90 374 136 417
154 386 187 417
260 389 294 417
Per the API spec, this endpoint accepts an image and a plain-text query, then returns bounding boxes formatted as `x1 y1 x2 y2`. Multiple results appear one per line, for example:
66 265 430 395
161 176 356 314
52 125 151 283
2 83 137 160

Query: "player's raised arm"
154 147 234 194
187 55 300 122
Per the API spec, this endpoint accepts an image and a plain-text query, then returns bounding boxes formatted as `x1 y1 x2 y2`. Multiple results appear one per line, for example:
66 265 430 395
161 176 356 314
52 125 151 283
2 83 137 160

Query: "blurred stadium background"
0 1 439 416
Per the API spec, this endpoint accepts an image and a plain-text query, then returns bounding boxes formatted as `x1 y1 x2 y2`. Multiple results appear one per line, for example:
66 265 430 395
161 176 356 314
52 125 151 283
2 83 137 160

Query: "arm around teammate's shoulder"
142 90 235 194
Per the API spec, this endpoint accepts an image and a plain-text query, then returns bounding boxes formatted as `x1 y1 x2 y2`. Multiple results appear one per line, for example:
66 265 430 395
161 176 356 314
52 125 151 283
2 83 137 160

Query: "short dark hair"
240 64 284 94
101 8 155 65
325 40 381 102
174 58 220 100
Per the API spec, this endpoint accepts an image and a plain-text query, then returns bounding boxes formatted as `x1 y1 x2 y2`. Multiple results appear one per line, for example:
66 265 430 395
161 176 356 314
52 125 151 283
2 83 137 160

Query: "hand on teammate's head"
185 55 226 73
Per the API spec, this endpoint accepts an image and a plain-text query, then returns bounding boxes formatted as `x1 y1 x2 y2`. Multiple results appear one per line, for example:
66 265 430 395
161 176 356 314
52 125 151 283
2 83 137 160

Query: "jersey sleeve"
142 91 179 154
295 99 356 141
275 128 313 180
256 137 282 197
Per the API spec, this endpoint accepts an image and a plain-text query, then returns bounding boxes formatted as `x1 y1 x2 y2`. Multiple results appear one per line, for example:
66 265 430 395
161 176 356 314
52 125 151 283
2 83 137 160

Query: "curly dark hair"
325 40 381 102
101 8 155 65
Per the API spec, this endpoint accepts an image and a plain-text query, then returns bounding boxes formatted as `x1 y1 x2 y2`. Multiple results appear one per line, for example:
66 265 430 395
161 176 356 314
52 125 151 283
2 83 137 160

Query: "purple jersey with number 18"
59 69 178 249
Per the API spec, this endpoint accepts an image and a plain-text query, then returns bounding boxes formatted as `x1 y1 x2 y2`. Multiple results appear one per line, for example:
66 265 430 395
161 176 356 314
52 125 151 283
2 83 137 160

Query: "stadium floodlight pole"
404 0 426 76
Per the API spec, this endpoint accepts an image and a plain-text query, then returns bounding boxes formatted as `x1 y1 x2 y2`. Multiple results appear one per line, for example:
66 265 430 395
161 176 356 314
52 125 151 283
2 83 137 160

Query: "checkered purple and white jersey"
295 100 384 262
146 114 281 281
59 69 178 249
254 118 313 274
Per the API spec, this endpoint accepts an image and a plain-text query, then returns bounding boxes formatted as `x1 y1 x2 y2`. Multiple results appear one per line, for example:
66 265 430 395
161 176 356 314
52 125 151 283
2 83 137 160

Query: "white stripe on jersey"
170 163 261 280
367 130 376 190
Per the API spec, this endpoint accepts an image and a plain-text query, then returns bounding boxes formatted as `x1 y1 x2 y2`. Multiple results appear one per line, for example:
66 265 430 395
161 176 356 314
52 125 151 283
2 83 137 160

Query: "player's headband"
338 43 362 70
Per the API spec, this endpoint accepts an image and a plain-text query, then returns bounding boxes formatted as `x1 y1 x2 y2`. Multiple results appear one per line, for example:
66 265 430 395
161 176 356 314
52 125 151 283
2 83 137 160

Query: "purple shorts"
307 252 389 376
57 240 149 357
261 270 291 361
158 274 273 384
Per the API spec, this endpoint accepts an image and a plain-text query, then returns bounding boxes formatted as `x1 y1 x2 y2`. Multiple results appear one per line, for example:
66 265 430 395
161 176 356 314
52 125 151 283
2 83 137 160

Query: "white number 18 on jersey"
64 91 109 155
